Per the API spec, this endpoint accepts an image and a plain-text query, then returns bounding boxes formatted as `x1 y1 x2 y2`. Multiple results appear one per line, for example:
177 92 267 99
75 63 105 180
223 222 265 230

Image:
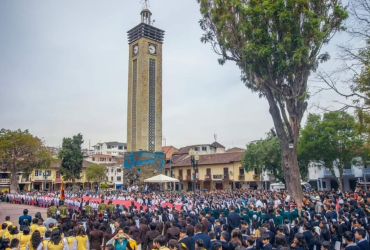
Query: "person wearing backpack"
18 210 31 229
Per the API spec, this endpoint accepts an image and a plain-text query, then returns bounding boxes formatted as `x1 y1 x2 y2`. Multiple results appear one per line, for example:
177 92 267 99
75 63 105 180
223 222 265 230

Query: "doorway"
215 182 223 190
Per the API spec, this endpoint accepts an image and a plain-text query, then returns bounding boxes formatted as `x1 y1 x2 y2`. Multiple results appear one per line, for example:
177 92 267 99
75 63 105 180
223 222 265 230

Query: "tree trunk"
337 169 344 192
264 86 304 207
281 146 304 206
10 167 18 194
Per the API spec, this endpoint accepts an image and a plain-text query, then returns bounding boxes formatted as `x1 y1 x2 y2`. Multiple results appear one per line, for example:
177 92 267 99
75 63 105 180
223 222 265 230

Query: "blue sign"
124 151 165 172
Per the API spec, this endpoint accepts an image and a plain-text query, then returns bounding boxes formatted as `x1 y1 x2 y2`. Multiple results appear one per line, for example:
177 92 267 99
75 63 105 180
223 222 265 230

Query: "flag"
60 182 65 201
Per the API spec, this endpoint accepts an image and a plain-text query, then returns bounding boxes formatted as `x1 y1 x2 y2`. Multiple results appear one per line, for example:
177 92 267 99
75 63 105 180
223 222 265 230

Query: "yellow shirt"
30 224 38 233
45 240 65 250
4 231 10 239
8 233 20 241
0 229 6 239
67 237 76 249
36 225 46 236
19 234 32 250
75 235 88 250
42 239 50 249
5 221 13 226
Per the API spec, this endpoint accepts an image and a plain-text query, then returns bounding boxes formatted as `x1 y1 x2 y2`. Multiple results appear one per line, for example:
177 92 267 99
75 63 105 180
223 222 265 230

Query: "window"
35 170 42 176
96 146 100 150
118 146 123 150
117 176 121 181
92 157 95 161
100 158 106 161
254 167 258 175
56 171 61 178
111 177 113 181
45 170 51 176
239 168 245 175
111 169 114 173
202 147 207 151
109 158 112 162
117 169 121 173
107 146 112 149
194 147 199 151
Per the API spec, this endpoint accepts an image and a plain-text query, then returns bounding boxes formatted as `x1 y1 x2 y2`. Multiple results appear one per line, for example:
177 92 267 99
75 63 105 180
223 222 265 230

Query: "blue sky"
0 1 350 149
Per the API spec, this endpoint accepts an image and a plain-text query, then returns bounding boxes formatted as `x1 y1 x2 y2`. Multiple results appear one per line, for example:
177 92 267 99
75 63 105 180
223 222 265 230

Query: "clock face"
148 44 156 54
133 45 139 55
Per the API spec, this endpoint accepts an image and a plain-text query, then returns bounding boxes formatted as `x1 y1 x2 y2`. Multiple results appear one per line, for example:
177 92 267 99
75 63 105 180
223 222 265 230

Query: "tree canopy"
58 133 83 187
299 111 367 190
0 129 53 193
242 132 309 183
197 0 347 204
86 164 107 183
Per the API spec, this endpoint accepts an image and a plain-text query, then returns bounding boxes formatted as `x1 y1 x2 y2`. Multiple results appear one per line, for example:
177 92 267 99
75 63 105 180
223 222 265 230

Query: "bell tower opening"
141 9 152 25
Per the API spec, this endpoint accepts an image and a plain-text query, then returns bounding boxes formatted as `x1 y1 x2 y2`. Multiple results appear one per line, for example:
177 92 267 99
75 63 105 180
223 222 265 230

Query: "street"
0 202 47 227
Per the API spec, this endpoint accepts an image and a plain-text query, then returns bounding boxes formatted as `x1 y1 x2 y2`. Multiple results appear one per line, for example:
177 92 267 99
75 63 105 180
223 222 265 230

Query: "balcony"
213 174 223 180
238 175 245 181
324 169 354 177
343 169 354 176
363 169 370 175
224 174 230 180
20 177 30 183
0 179 10 184
186 175 191 181
253 174 260 180
178 176 183 181
324 169 333 177
204 175 211 181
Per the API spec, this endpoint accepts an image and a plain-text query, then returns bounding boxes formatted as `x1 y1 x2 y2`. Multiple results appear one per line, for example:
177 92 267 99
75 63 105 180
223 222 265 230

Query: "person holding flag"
59 182 67 224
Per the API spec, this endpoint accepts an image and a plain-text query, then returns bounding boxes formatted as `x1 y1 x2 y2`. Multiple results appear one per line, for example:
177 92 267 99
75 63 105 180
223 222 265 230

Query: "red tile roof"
165 152 243 168
226 147 245 153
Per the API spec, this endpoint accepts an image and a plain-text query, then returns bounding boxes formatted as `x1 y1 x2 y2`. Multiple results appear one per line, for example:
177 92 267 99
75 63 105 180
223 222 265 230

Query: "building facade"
308 163 370 191
165 151 262 191
84 154 124 189
92 142 127 156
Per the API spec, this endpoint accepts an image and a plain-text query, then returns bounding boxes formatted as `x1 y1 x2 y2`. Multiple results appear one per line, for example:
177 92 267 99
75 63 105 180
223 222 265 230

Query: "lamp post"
189 149 199 206
43 171 47 191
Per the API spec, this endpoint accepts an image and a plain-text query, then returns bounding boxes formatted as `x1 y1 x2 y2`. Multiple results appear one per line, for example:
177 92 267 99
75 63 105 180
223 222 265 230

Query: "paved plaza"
0 202 47 226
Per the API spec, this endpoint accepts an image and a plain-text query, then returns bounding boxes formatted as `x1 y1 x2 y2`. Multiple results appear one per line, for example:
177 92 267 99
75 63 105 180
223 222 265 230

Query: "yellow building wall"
171 161 257 190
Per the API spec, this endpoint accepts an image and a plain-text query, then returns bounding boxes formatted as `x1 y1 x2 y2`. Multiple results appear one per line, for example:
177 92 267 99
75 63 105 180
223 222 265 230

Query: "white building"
93 142 127 156
106 165 124 189
84 154 124 189
308 163 370 191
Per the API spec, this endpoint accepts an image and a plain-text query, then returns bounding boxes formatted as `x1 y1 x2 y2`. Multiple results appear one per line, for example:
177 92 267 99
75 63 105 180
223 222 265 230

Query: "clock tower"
126 8 165 153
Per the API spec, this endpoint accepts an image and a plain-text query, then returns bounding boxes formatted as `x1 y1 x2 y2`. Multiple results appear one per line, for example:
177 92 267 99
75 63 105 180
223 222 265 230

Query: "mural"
124 151 165 172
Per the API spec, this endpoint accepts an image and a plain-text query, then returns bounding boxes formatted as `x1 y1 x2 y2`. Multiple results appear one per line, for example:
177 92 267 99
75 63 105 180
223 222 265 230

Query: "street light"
43 171 48 191
189 149 199 206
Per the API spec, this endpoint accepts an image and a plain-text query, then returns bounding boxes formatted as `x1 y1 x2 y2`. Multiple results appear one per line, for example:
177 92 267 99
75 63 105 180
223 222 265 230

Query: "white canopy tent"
143 174 179 183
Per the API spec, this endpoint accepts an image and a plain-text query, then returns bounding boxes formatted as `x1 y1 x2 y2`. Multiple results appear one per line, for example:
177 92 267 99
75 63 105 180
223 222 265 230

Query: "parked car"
270 182 311 192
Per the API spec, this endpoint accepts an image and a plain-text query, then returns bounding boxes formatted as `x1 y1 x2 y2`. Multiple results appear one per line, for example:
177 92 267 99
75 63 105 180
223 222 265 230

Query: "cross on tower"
140 0 150 9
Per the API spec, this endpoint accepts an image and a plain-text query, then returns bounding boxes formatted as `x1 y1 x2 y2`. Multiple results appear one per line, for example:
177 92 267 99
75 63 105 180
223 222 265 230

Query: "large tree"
299 111 367 190
86 164 107 184
314 0 370 141
58 133 83 189
242 132 309 184
0 129 52 193
197 0 347 205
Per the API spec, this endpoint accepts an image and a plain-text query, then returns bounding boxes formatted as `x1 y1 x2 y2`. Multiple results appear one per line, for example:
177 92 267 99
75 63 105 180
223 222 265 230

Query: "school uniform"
357 239 370 250
345 243 361 250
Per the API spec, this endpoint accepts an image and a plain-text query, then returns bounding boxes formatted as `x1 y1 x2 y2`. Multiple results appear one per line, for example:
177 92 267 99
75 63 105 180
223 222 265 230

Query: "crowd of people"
1 187 370 250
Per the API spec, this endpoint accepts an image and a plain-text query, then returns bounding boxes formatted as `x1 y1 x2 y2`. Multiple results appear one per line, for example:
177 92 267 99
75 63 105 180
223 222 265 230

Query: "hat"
315 196 321 201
